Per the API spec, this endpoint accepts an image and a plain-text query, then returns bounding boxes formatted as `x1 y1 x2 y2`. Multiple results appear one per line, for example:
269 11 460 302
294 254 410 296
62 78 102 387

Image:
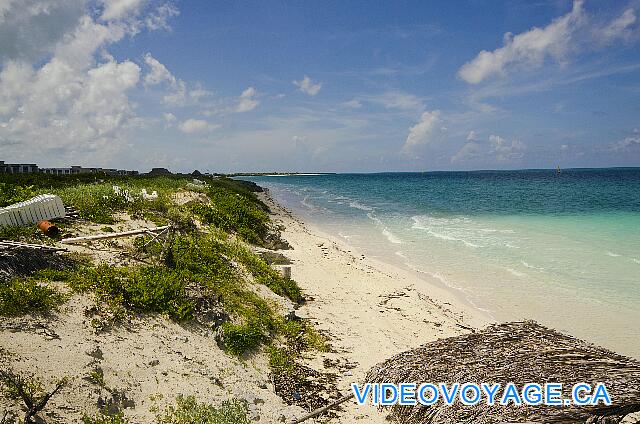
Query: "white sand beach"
0 191 492 423
262 192 493 422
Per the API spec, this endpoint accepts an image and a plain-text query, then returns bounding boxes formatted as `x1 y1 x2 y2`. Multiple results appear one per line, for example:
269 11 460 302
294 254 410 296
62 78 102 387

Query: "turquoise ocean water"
246 169 640 358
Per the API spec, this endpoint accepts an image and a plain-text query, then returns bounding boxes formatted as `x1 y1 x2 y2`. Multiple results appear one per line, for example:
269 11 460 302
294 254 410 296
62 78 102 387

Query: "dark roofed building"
147 167 172 176
0 161 39 174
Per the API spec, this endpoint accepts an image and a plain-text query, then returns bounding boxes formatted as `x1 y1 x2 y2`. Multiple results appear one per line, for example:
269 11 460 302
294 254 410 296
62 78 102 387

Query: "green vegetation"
1 173 328 402
28 233 308 356
226 241 302 302
0 173 189 224
53 177 186 224
0 224 44 243
0 183 36 207
62 265 194 322
0 278 65 316
88 369 106 389
156 395 249 424
191 192 269 245
82 411 129 424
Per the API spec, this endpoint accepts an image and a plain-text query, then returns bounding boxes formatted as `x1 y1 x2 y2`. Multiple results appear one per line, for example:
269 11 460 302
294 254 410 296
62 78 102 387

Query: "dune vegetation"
0 172 326 423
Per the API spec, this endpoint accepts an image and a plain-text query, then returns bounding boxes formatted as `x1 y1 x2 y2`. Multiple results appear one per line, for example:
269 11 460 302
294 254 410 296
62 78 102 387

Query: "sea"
245 168 640 359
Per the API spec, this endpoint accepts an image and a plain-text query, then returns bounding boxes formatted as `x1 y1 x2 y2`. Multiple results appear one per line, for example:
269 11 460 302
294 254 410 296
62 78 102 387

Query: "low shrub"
156 395 249 424
192 187 269 245
0 279 65 316
225 242 302 302
221 319 265 356
0 183 36 207
82 412 129 424
66 265 193 321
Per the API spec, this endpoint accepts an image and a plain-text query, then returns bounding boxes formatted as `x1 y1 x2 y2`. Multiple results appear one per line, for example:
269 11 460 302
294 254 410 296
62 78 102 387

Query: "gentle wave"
411 215 481 248
300 195 314 210
403 263 496 317
521 261 544 270
382 227 402 244
348 200 373 211
366 212 402 244
505 267 527 278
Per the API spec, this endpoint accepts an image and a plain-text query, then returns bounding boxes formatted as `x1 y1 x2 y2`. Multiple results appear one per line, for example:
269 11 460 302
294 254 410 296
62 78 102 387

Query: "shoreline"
260 190 493 422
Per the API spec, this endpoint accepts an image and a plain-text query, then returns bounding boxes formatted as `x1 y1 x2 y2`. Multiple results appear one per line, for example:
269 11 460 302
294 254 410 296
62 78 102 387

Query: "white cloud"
236 87 259 113
451 140 483 163
365 91 424 112
370 91 424 112
489 134 525 161
179 118 220 134
402 110 441 153
598 8 637 44
291 135 307 147
342 99 362 109
143 53 175 86
466 130 477 141
189 87 212 102
452 134 525 163
459 1 640 84
293 75 322 96
142 53 192 105
0 0 180 164
162 112 176 127
201 87 260 116
0 57 141 157
458 0 586 84
0 0 86 64
100 0 145 21
145 2 179 31
609 129 640 152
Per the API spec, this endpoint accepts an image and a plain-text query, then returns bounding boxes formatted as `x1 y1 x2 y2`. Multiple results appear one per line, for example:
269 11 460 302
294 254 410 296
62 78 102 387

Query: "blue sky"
1 0 639 172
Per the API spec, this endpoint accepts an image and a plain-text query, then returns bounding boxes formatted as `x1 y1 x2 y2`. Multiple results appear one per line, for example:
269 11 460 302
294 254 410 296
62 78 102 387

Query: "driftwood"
366 321 640 424
0 240 67 252
290 393 354 424
60 225 171 244
0 370 66 424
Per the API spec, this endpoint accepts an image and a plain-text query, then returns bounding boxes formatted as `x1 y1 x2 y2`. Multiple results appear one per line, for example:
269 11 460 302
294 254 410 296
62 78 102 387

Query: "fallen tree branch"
0 240 67 252
0 370 67 424
289 393 354 424
60 225 171 244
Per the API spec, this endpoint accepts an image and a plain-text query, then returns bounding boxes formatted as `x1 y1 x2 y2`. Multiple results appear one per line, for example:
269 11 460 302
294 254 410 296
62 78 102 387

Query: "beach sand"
0 191 492 423
262 192 493 422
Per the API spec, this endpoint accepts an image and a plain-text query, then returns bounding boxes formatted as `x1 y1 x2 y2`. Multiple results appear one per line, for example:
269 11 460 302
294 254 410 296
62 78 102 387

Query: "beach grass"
156 395 250 424
0 278 65 317
0 173 331 421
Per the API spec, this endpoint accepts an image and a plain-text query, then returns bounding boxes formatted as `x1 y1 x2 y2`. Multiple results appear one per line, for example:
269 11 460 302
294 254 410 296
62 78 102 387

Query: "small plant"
65 265 194 322
0 279 65 316
156 395 249 424
88 369 106 389
0 370 67 424
191 185 270 245
267 345 295 374
82 411 129 424
221 320 265 356
0 183 36 207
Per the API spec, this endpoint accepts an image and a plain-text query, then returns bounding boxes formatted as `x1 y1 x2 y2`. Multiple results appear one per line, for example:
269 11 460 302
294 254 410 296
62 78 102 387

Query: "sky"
1 0 639 173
